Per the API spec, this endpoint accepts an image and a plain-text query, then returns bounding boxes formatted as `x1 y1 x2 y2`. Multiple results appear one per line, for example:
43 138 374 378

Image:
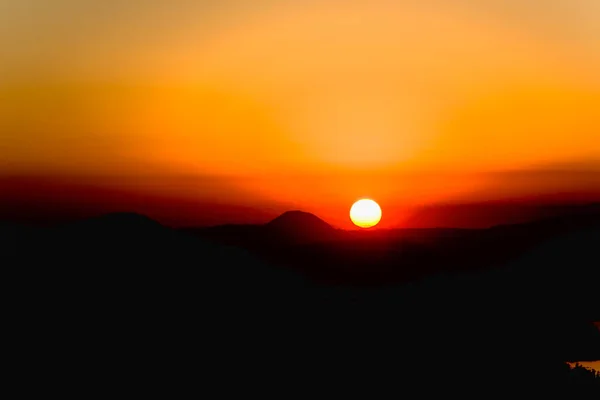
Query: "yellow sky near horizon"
1 0 600 219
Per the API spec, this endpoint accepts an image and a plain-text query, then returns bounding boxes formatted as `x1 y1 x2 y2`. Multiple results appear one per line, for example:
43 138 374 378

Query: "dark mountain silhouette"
402 201 600 228
4 206 600 395
180 205 600 288
181 210 338 246
70 211 164 229
63 212 168 240
264 210 338 242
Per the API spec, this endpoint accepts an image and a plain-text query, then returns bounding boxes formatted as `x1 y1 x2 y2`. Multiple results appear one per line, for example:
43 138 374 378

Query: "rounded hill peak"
265 210 336 243
268 210 330 227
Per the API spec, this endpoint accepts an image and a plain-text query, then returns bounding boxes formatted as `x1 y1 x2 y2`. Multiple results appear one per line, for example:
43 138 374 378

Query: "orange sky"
1 0 600 227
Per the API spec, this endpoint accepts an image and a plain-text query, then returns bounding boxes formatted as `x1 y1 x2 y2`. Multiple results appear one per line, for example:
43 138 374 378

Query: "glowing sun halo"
350 199 382 228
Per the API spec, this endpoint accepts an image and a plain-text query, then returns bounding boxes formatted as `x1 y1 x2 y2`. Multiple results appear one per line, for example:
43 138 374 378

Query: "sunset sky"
1 0 599 228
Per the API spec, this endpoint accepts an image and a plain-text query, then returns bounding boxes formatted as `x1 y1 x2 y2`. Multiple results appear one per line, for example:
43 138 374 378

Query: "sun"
350 199 382 228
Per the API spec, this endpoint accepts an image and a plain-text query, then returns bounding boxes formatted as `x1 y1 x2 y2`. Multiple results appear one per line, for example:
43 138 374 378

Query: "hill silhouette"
181 205 600 287
181 209 338 246
69 211 164 230
402 201 600 228
3 206 600 395
263 210 338 242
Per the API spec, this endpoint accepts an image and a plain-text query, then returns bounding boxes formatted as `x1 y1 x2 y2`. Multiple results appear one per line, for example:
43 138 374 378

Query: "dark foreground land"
3 206 600 396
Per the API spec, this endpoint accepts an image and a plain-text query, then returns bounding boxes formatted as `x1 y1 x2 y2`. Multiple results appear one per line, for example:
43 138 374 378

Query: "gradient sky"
1 0 599 227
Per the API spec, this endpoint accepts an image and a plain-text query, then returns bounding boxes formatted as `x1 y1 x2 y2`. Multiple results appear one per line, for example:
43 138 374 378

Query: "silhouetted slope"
179 211 337 247
4 211 600 396
264 210 338 243
244 208 600 286
68 212 165 232
7 212 310 312
395 228 600 361
180 223 265 248
403 201 600 228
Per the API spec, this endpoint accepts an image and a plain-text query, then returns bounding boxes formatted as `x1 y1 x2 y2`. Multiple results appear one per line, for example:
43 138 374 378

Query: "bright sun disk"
350 199 382 228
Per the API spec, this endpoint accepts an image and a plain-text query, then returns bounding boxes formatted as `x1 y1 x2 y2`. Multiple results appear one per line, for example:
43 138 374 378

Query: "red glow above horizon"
1 1 599 227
